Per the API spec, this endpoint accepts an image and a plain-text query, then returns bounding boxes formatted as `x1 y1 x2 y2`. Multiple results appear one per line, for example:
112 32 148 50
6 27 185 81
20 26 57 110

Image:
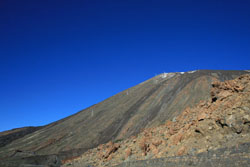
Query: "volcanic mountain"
66 73 250 167
0 70 249 166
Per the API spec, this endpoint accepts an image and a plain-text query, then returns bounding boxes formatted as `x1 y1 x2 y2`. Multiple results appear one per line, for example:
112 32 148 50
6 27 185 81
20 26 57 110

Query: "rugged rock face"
0 70 249 166
63 74 250 167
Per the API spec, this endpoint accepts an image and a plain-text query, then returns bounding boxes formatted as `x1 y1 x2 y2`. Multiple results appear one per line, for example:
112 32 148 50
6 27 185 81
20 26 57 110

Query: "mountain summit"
0 70 249 166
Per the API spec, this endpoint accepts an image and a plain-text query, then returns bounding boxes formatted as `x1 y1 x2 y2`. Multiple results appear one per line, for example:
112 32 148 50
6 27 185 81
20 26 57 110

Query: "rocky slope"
0 70 249 166
63 74 250 167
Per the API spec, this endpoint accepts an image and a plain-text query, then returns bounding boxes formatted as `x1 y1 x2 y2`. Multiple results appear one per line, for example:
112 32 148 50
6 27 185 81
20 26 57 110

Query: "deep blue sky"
0 0 250 132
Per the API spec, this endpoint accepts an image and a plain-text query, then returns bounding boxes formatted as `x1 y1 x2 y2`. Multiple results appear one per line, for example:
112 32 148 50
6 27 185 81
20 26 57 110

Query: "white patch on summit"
180 72 185 74
160 73 175 79
161 73 168 78
188 70 197 74
245 70 250 72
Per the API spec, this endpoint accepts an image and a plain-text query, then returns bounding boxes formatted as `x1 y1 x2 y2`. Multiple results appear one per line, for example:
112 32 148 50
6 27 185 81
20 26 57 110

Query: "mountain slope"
0 70 249 166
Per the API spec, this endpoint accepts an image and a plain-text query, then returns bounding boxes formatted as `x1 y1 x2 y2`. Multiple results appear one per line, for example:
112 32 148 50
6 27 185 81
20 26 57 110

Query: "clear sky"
0 0 250 132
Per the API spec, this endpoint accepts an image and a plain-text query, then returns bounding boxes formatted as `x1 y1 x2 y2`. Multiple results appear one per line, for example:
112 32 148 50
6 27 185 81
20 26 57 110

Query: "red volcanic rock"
177 146 187 156
197 112 208 121
172 132 184 145
149 144 159 155
138 138 150 155
165 120 172 127
125 148 132 159
152 139 162 147
103 143 120 159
